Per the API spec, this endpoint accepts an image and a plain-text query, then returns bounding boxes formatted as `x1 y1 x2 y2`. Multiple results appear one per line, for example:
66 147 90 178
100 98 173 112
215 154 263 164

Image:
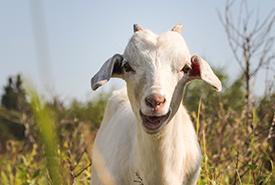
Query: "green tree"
0 74 27 152
1 74 26 111
1 77 16 109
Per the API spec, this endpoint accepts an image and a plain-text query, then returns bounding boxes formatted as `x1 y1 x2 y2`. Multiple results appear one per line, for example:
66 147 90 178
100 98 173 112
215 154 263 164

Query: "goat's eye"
123 62 134 72
181 64 190 73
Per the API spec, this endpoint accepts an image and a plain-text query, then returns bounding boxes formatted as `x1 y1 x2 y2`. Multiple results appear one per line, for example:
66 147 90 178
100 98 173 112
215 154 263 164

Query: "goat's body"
90 24 221 185
91 87 202 185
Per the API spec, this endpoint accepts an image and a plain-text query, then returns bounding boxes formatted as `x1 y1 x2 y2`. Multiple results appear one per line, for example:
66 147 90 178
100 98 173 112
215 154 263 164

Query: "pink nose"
145 93 166 109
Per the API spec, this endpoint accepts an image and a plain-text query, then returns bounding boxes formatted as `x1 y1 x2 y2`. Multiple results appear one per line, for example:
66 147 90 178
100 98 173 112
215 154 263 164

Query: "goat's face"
91 24 222 134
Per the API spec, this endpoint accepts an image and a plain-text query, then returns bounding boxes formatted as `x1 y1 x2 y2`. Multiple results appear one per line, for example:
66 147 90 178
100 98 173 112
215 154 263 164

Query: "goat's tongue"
140 110 171 134
147 116 161 124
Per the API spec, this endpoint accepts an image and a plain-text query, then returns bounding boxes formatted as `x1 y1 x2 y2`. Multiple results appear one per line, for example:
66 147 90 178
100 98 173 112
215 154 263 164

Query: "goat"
90 24 222 185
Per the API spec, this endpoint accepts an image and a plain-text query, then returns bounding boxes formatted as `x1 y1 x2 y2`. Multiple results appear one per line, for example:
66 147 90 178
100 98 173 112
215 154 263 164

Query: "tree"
0 75 27 152
1 77 16 109
1 74 26 111
218 0 275 133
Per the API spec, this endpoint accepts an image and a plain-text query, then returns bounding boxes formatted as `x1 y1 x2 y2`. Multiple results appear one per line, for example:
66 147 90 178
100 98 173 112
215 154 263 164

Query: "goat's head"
91 24 222 134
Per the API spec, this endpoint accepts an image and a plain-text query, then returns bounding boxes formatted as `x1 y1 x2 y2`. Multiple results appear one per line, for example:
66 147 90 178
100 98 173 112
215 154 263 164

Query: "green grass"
0 84 274 185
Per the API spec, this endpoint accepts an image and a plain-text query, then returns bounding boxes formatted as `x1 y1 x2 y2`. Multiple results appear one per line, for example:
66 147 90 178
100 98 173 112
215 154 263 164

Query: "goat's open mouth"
139 109 171 134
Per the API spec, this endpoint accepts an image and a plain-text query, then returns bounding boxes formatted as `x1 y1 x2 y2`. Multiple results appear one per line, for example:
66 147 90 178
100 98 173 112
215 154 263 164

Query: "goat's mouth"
139 109 171 134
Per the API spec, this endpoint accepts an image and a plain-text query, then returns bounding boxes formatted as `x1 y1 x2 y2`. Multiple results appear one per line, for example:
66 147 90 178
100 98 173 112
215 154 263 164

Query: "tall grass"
0 87 100 184
0 82 274 184
194 92 275 185
29 89 63 184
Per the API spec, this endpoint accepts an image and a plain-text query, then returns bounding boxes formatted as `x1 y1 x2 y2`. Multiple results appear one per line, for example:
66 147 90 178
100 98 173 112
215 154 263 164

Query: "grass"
195 95 275 185
0 85 274 184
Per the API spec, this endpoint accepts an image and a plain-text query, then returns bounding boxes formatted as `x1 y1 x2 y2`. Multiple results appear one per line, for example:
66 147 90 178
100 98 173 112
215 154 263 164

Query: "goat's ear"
91 54 123 91
188 55 222 92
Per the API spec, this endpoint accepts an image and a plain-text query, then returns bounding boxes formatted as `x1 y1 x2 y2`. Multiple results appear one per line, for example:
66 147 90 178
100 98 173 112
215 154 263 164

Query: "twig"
67 151 76 184
268 113 275 139
234 151 240 185
252 160 257 185
74 163 92 178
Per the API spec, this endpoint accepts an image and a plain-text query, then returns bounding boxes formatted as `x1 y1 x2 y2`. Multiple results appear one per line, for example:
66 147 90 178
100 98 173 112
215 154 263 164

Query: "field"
0 73 274 185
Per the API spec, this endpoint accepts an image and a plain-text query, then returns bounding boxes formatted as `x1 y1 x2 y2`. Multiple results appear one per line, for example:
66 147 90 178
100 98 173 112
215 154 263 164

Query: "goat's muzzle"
139 109 171 134
145 93 166 109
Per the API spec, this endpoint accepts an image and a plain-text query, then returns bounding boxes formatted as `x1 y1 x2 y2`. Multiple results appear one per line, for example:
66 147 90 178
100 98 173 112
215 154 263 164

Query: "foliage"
0 72 274 185
0 75 28 147
0 76 109 184
184 70 275 185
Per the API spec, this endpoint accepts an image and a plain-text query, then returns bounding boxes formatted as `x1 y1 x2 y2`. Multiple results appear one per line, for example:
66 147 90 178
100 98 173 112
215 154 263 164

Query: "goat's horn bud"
171 23 183 34
133 24 143 33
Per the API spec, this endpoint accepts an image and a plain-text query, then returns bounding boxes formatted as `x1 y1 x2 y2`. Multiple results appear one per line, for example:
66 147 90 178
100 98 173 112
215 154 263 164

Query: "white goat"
90 24 222 185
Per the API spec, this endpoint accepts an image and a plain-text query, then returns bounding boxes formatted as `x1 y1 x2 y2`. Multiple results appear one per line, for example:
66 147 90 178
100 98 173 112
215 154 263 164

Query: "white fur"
90 25 221 185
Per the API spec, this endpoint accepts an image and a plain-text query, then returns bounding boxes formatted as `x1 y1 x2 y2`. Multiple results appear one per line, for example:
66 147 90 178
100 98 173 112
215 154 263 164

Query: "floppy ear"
91 54 123 91
188 55 222 92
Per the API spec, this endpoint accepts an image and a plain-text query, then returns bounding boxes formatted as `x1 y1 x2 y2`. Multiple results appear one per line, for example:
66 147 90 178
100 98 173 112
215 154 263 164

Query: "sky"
0 0 274 103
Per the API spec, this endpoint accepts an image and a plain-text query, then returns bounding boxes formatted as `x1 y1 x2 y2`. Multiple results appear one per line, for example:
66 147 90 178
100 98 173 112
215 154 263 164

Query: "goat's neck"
133 105 186 185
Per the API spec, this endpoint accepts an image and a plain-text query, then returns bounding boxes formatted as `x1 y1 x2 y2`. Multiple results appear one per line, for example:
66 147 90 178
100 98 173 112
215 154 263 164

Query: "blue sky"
0 0 274 102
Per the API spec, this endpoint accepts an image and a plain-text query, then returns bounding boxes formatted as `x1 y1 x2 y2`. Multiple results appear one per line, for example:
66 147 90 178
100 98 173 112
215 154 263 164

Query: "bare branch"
219 0 275 84
251 36 275 76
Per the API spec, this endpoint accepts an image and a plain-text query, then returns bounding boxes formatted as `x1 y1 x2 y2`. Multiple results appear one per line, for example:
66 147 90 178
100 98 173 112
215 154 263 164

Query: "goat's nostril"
145 94 166 108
